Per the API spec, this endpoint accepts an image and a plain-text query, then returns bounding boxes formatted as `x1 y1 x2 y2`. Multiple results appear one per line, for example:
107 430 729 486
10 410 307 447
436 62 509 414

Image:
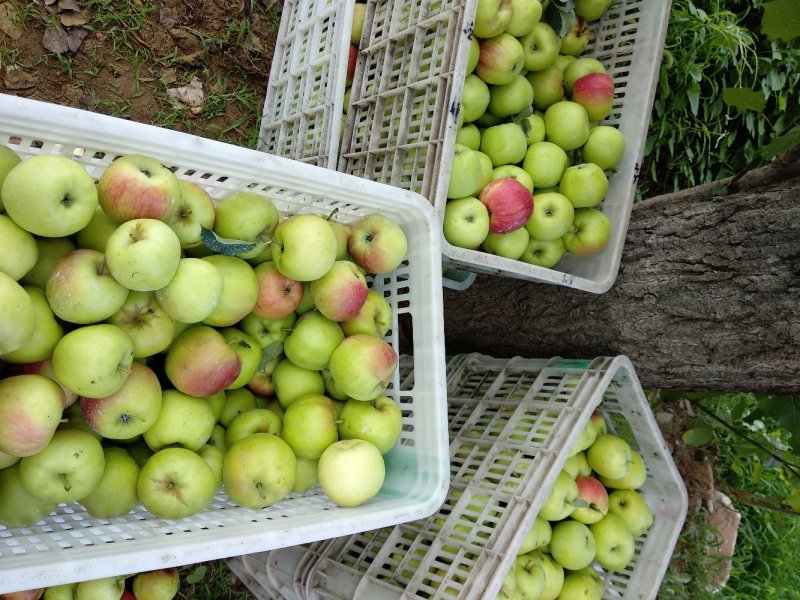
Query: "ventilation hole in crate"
29 139 43 149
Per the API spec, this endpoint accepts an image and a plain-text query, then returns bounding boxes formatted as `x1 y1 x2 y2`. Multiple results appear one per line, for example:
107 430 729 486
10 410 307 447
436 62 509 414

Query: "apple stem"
59 473 72 492
256 482 267 500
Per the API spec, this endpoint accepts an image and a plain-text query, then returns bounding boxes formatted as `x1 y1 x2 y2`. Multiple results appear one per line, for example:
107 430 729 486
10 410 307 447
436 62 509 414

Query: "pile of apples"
444 0 626 269
496 411 655 600
0 143 411 531
5 567 180 600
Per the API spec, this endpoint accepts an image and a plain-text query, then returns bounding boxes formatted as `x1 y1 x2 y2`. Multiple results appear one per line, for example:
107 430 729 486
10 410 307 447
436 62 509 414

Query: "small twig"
721 485 800 517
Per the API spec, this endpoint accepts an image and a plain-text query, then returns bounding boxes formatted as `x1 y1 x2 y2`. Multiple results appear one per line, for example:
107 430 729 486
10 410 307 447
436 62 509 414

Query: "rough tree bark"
441 145 800 394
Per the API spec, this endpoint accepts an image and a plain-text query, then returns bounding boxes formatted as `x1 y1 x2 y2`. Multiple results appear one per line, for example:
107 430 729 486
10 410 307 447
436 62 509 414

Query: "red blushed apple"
9 358 78 407
347 43 358 85
120 592 137 600
97 154 181 223
571 72 615 121
164 325 242 397
253 262 304 320
571 475 610 524
479 178 534 233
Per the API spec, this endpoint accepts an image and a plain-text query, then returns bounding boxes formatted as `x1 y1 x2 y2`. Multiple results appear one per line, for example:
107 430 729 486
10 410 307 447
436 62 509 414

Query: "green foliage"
177 561 253 600
640 0 800 199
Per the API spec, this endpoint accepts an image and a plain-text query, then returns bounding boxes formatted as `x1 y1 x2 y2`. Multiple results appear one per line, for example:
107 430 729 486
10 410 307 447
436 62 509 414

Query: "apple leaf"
200 226 259 256
761 0 800 41
259 342 283 372
186 565 207 584
722 87 766 113
572 498 589 508
682 427 714 446
545 1 577 38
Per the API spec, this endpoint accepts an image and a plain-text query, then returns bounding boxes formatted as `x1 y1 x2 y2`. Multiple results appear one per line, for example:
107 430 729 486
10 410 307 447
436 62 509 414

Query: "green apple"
0 271 35 356
475 149 495 193
330 220 352 262
198 442 224 488
131 568 181 600
538 470 578 521
348 213 408 275
586 433 633 480
571 475 609 524
241 311 296 347
590 412 608 436
563 450 592 479
590 512 636 571
105 218 182 291
575 0 613 21
74 576 126 600
46 248 130 324
461 75 491 123
0 448 19 469
225 408 282 446
560 16 592 56
283 311 345 371
108 290 176 358
521 550 564 600
525 191 574 241
219 327 261 389
467 35 480 74
492 165 534 192
310 260 368 322
293 456 320 493
0 214 38 280
2 155 98 237
0 462 56 527
563 57 606 95
218 387 258 427
569 419 598 456
80 361 162 440
519 113 547 145
170 179 216 248
0 374 64 457
517 516 552 554
75 206 120 252
473 0 513 38
488 75 534 118
272 358 325 409
223 432 296 509
1 286 62 364
562 208 612 255
520 22 560 72
505 0 543 37
495 563 517 599
165 324 242 397
482 227 530 260
143 389 216 451
558 568 603 600
549 519 596 570
97 153 181 222
559 163 608 208
351 2 366 43
213 191 280 259
44 583 76 600
520 237 565 268
514 553 546 600
448 144 483 199
607 488 654 536
201 254 259 327
480 123 528 166
338 395 402 454
137 447 218 518
79 446 140 518
544 101 590 151
581 125 625 171
456 123 481 150
51 323 134 398
272 214 338 281
318 439 385 507
340 289 392 338
20 235 75 289
527 65 565 112
443 196 490 249
328 334 397 401
476 33 525 86
522 141 569 188
280 394 339 459
19 428 105 503
600 449 647 489
155 257 224 323
0 144 22 212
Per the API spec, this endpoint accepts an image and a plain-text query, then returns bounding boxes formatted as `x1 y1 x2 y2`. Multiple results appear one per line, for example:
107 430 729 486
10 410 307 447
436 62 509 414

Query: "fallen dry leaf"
0 3 22 40
167 76 204 110
159 7 176 29
59 9 88 27
159 67 177 85
4 68 37 90
42 24 70 53
58 0 80 10
67 26 88 52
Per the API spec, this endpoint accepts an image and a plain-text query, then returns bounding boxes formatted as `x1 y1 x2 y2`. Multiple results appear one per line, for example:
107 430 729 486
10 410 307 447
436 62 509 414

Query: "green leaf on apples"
572 498 589 508
761 0 800 41
545 1 577 38
722 87 766 113
259 342 283 372
200 226 260 256
682 427 714 447
186 565 207 584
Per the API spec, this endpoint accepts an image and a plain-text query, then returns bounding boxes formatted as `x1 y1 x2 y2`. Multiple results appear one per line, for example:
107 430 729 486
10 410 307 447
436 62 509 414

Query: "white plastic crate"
0 93 449 594
339 0 672 293
241 354 688 599
257 0 354 169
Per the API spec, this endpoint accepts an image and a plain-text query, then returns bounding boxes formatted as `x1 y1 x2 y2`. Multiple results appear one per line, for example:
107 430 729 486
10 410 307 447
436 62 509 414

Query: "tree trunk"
441 146 800 394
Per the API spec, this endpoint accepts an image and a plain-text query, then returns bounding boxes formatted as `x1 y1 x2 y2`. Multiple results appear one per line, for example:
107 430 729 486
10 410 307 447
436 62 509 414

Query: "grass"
177 561 254 600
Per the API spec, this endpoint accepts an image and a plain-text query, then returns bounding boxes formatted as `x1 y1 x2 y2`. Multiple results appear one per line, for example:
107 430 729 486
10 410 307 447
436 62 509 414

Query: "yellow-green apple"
143 389 216 451
293 456 319 493
340 289 392 338
456 123 481 150
337 395 402 454
505 0 543 37
479 177 534 233
514 554 546 600
296 280 315 314
563 208 612 255
571 475 609 524
1 287 62 364
137 447 217 518
348 213 408 274
560 16 591 56
126 438 154 467
51 323 134 398
46 248 130 324
329 220 352 261
322 369 350 401
207 424 227 454
223 432 296 509
201 254 259 327
0 374 64 457
0 271 35 356
0 462 56 527
205 390 226 421
272 214 338 281
2 155 98 237
19 428 105 503
600 449 646 489
482 227 530 260
444 196 490 248
544 101 590 151
198 442 224 488
20 236 75 289
586 433 633 480
310 260 368 322
520 22 560 71
155 257 224 323
271 358 326 409
590 512 636 570
283 311 345 371
213 191 280 259
467 36 480 74
527 66 564 110
461 74 491 123
109 290 176 358
521 550 564 600
171 179 216 248
241 312 296 348
563 450 592 478
75 206 120 252
219 327 261 389
475 110 502 127
518 516 552 554
318 438 385 507
218 388 259 427
559 163 608 208
105 218 182 291
44 583 76 600
80 361 162 440
351 2 366 44
164 325 242 397
479 122 528 166
520 237 565 268
495 564 517 599
131 568 180 600
79 446 140 518
0 144 21 212
0 214 38 280
549 519 596 570
0 448 19 469
569 419 598 456
492 165 534 192
519 113 547 145
280 394 339 459
538 470 578 520
582 125 625 171
525 191 574 241
607 489 654 536
558 567 603 600
447 144 483 199
74 577 127 600
572 72 615 121
522 141 569 188
225 408 282 446
488 75 534 118
473 0 513 38
563 57 606 95
328 334 397 401
476 33 525 86
97 154 181 222
475 149 495 193
575 0 613 21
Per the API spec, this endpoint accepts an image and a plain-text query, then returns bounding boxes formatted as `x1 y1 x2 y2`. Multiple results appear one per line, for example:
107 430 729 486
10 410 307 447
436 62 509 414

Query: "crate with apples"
8 568 180 600
0 94 449 594
234 354 688 599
